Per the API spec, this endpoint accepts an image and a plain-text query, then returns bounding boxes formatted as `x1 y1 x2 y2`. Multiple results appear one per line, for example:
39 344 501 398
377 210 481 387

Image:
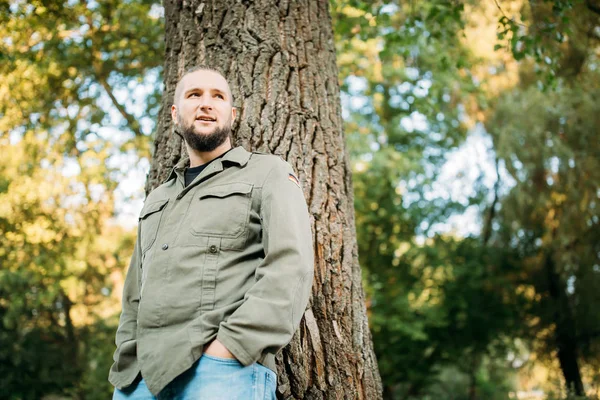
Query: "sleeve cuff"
216 328 255 366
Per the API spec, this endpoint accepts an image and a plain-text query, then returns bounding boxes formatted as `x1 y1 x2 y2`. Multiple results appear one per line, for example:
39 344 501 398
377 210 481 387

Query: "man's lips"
196 115 216 122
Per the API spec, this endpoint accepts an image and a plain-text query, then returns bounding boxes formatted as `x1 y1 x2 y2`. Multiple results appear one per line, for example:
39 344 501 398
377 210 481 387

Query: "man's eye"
215 93 224 99
189 93 200 97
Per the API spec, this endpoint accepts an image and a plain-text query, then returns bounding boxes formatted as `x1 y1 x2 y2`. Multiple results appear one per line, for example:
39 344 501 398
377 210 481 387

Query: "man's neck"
186 140 233 168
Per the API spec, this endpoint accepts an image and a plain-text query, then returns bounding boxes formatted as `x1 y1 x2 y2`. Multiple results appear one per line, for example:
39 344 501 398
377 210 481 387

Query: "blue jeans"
113 354 277 400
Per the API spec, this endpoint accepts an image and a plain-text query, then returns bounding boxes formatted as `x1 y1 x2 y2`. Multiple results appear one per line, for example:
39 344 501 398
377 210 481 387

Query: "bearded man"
108 66 314 400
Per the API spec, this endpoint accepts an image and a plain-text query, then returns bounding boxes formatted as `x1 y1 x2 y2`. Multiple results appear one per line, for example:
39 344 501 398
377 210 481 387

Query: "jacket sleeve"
108 227 141 381
216 160 314 366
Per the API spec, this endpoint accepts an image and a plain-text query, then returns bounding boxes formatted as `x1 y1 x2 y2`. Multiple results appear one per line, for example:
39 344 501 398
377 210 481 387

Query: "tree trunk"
146 0 383 398
545 253 585 396
467 359 478 400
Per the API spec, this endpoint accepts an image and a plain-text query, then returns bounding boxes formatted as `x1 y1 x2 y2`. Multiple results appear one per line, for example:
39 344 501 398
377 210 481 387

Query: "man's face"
171 69 236 151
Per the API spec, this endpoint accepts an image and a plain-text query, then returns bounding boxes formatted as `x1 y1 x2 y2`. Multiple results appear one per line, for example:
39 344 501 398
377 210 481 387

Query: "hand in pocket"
203 338 236 359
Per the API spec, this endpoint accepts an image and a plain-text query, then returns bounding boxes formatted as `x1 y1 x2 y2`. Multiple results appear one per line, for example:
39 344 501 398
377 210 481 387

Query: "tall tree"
146 0 382 398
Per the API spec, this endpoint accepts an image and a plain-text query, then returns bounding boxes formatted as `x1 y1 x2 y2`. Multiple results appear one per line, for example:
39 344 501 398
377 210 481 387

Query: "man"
108 66 314 399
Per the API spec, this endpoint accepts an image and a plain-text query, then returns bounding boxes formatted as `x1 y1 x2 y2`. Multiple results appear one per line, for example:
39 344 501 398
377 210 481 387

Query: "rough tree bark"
145 0 383 398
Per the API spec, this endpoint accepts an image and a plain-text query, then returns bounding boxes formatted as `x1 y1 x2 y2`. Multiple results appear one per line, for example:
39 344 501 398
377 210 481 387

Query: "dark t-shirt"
184 148 232 187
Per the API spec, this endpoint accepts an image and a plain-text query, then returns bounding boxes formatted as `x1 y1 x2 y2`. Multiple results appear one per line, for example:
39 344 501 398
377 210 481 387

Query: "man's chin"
181 123 231 153
191 126 219 136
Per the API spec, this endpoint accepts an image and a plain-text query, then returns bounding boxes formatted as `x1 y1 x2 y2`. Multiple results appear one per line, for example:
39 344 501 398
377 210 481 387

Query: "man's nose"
198 95 213 109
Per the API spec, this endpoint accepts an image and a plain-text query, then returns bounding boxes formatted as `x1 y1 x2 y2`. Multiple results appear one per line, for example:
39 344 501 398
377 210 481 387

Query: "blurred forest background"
1 0 599 399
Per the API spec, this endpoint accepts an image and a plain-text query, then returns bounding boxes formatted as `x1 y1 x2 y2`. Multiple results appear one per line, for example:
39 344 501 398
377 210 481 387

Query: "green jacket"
108 146 314 395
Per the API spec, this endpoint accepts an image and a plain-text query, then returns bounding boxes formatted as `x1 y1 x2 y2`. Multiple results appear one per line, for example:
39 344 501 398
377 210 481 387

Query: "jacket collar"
165 146 251 183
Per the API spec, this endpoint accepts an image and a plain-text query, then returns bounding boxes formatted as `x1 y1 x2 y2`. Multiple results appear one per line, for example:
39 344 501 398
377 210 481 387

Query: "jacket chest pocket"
190 182 253 249
139 198 169 255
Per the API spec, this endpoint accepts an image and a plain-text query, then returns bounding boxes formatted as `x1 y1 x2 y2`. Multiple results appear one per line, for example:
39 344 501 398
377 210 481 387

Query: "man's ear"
171 104 177 121
231 107 237 122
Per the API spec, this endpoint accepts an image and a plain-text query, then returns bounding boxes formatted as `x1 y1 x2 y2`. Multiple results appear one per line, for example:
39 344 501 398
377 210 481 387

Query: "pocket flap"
200 182 253 199
139 199 169 219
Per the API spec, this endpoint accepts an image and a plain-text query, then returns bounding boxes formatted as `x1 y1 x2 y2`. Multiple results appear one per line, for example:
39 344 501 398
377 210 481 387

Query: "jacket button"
209 245 218 253
162 243 169 250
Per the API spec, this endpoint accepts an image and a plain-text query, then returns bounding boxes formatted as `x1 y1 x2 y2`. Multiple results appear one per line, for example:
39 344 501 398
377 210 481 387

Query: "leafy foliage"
0 0 163 155
0 0 162 398
336 0 600 398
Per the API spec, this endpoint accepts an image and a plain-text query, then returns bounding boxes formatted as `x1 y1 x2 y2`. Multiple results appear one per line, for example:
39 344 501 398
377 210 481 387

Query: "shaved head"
173 65 233 108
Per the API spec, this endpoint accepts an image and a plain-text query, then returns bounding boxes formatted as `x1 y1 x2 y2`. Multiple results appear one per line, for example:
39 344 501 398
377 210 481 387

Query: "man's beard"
179 116 231 152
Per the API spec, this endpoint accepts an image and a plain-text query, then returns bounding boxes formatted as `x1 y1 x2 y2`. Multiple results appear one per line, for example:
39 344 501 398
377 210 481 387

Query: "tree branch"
482 156 501 245
85 13 144 138
493 0 528 27
97 76 144 137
